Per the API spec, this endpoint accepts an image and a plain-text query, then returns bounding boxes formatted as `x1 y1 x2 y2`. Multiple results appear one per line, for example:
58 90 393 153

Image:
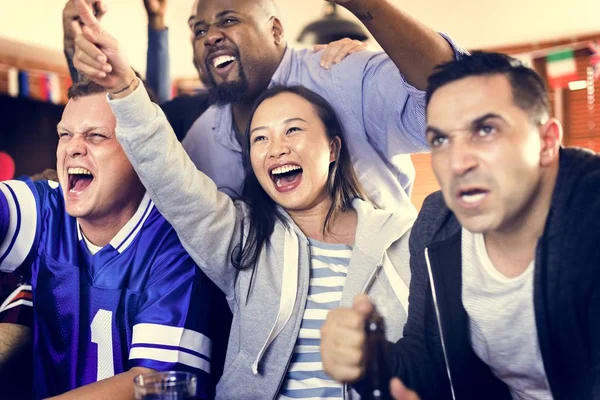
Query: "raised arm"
70 0 244 296
143 0 172 104
332 0 459 90
63 0 107 83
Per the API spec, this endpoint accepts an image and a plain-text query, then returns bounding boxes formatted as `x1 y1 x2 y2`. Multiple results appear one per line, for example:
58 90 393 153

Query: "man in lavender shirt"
183 0 466 213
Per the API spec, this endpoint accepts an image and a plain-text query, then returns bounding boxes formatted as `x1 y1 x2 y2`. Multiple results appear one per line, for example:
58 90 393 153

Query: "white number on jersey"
91 309 115 381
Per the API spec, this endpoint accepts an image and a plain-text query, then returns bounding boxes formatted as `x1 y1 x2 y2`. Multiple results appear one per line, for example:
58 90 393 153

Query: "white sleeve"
0 180 38 272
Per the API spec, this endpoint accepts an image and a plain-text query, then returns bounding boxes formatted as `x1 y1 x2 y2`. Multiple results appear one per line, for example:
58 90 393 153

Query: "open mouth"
68 167 94 193
212 55 236 70
458 188 488 204
270 164 303 191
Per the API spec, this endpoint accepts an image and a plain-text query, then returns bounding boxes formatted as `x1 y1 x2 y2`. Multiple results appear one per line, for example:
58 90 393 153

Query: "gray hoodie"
108 82 415 399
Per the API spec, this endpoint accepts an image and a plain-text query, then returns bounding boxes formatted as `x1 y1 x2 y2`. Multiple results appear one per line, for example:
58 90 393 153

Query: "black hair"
68 74 157 103
232 85 366 270
426 51 550 124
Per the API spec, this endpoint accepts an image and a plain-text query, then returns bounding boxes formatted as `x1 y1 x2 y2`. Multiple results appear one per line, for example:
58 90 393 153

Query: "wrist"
108 75 139 99
64 39 75 55
148 15 166 31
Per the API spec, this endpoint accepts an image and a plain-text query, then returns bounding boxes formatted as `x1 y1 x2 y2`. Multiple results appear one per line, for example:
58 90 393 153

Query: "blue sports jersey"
0 178 231 399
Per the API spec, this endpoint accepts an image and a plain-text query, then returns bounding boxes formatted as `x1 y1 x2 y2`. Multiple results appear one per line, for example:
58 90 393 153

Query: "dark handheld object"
364 314 393 400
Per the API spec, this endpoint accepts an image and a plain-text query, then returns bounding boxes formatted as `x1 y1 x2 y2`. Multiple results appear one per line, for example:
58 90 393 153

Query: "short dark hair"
426 51 550 124
233 85 366 270
67 73 157 102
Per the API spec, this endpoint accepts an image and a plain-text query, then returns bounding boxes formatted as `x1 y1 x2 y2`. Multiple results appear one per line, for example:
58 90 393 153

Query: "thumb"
313 44 327 52
390 378 420 400
81 23 119 53
352 294 375 317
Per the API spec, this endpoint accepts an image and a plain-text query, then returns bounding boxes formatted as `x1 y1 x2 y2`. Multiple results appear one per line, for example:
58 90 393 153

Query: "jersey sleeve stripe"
0 283 32 309
131 323 212 359
0 283 33 314
0 181 37 272
0 298 33 313
129 346 211 373
0 191 9 242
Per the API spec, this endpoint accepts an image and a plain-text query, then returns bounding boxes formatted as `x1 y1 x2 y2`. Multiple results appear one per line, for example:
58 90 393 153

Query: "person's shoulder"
410 191 456 250
293 46 382 73
3 177 63 212
558 148 600 211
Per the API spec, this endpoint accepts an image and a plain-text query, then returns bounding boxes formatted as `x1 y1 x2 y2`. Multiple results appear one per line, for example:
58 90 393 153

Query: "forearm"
345 0 455 90
46 367 152 400
146 26 172 104
63 40 80 83
108 80 240 296
0 324 31 374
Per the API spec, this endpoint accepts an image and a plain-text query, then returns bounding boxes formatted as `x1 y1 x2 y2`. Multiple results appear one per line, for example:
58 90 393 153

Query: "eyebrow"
56 125 108 134
194 10 238 28
426 113 506 136
250 118 308 135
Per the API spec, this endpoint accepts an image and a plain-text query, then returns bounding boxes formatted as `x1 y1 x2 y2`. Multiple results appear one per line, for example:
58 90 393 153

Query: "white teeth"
461 192 486 204
68 167 92 175
213 55 236 68
276 178 283 188
271 165 301 175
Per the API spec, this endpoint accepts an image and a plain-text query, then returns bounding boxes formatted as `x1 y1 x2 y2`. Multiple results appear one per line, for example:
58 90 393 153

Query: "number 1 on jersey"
91 309 115 380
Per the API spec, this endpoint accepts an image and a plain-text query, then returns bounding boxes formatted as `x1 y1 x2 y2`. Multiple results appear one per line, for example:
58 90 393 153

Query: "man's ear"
539 118 563 166
329 136 341 163
271 17 284 45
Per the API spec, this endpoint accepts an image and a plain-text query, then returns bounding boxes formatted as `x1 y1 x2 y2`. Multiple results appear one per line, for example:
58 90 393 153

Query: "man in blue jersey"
0 79 230 399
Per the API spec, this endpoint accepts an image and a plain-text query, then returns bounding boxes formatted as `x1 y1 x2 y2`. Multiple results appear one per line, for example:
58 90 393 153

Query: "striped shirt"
279 238 352 400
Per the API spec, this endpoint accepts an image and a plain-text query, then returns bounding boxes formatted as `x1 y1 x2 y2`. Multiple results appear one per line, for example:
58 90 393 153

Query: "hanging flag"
7 67 18 97
48 73 61 104
546 49 579 89
18 70 30 98
589 41 600 80
39 74 50 101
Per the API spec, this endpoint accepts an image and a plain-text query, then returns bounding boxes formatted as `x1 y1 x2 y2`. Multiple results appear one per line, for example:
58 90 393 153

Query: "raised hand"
143 0 168 30
63 0 107 52
315 37 367 69
72 0 136 95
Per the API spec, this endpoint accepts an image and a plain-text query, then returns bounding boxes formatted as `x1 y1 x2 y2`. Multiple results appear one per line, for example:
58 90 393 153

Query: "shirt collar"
269 45 294 87
76 192 154 254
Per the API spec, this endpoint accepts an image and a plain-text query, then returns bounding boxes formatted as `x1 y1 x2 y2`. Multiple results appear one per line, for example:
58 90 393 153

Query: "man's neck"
231 102 255 144
230 46 288 145
77 193 145 248
484 168 558 278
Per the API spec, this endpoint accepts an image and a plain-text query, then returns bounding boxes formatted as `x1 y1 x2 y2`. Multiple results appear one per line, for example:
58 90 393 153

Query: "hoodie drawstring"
252 228 299 374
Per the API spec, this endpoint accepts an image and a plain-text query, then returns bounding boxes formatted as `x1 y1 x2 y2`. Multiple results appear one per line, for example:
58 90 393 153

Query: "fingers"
353 293 375 317
76 30 107 62
319 38 367 69
333 40 364 64
94 0 107 19
76 0 102 34
79 15 120 57
313 44 327 52
390 378 421 400
77 48 112 73
69 19 83 38
320 306 369 383
74 33 110 79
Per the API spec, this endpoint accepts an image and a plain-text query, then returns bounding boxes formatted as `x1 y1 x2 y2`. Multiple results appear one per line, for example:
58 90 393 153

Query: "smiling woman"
110 80 415 399
239 85 365 270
